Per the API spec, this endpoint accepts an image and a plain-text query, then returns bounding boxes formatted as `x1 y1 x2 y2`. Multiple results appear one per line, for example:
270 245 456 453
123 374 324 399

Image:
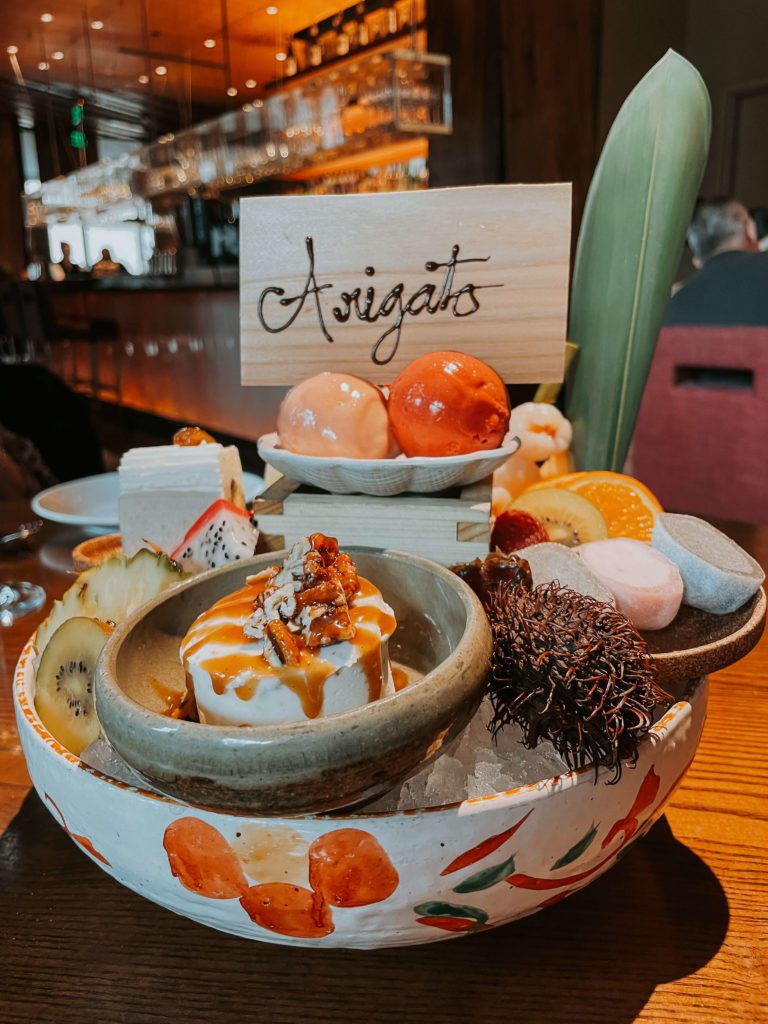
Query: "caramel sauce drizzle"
180 575 398 719
392 666 410 693
147 675 195 719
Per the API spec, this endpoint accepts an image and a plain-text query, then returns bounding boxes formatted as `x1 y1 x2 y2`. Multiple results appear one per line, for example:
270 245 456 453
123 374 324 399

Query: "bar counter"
42 277 283 441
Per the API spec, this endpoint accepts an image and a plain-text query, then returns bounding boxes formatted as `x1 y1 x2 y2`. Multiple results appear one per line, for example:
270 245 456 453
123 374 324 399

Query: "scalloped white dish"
257 433 521 496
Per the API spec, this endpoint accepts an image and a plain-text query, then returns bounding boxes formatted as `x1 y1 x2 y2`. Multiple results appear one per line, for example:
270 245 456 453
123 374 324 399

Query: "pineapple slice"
36 549 188 658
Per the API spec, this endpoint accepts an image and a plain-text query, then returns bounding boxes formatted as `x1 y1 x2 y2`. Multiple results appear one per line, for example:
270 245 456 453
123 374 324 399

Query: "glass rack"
25 50 450 223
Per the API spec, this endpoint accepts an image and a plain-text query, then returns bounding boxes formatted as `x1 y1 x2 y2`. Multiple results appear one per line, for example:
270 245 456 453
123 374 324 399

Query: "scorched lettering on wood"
256 238 502 365
239 184 572 385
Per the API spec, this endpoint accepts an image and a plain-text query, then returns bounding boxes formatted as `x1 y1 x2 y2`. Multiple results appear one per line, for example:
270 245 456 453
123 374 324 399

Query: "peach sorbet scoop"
388 351 510 457
277 372 395 459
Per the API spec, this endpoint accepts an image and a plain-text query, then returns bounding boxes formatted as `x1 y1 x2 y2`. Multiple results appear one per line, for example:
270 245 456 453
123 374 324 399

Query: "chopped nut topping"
266 619 302 666
243 534 359 664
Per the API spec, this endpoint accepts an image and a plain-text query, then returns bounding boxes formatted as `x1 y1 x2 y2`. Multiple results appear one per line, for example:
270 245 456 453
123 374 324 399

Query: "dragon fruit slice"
171 499 259 574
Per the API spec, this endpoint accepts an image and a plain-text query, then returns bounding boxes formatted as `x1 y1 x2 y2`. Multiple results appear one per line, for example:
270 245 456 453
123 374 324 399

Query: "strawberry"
491 509 549 554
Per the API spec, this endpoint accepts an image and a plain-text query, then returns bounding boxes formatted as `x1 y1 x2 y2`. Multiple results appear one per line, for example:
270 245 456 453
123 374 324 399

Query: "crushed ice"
365 697 568 812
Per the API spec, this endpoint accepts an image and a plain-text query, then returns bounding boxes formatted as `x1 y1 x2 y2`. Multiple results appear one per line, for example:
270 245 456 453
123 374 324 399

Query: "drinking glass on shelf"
0 581 45 627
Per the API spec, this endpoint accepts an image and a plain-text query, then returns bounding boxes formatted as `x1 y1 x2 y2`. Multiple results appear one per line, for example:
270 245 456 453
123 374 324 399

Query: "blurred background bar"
1 0 767 497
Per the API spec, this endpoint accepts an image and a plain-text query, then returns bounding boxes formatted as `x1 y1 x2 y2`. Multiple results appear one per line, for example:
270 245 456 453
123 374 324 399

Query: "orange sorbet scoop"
388 351 510 457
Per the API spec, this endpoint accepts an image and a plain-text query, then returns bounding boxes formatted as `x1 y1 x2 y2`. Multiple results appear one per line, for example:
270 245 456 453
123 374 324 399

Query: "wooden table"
1 501 766 1024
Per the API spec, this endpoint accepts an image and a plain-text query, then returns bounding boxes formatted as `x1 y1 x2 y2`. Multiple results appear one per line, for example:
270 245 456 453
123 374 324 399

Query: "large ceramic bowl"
257 432 521 496
15 637 706 949
95 549 492 814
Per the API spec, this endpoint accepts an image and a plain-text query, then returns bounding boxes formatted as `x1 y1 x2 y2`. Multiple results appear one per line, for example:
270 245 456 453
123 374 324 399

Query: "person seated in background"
49 241 89 282
665 198 768 326
0 424 56 499
0 363 104 491
91 248 123 279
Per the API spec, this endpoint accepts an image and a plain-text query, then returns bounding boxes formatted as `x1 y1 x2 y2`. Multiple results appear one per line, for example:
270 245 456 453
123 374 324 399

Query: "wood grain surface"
240 185 571 384
1 500 766 1024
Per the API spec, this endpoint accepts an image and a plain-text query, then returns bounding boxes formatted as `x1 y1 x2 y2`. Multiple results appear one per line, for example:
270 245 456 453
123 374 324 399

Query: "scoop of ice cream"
388 351 510 457
180 534 398 725
277 372 395 459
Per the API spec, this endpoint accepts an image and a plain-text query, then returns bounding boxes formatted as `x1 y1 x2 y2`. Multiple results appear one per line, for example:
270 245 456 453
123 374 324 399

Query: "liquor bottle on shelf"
395 0 417 32
336 13 351 56
285 43 298 77
355 3 369 46
364 2 389 44
307 24 322 67
319 17 339 62
385 3 398 35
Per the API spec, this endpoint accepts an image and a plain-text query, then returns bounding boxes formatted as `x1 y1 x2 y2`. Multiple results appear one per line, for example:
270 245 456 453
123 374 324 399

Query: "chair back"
632 327 768 524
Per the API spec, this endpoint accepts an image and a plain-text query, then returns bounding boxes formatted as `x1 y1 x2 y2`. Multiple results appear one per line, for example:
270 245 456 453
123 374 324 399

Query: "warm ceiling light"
203 38 216 48
154 65 167 76
226 85 237 96
38 60 50 70
266 5 278 13
90 20 104 30
40 13 53 23
51 50 64 60
245 78 256 88
6 45 18 55
275 51 287 61
138 74 149 84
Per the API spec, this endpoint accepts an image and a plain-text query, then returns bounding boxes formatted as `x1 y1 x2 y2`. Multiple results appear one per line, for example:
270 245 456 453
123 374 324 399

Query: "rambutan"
486 580 670 781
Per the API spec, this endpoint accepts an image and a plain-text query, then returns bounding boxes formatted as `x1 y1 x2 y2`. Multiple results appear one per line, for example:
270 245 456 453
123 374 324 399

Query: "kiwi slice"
512 488 608 547
34 617 113 756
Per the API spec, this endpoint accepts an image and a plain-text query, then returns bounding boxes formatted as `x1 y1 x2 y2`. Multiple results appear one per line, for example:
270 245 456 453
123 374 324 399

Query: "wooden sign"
240 183 571 385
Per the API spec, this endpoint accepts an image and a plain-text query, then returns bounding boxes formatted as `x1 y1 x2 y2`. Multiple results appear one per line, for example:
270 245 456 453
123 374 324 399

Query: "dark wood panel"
0 116 26 276
427 0 503 186
499 0 601 230
428 0 601 235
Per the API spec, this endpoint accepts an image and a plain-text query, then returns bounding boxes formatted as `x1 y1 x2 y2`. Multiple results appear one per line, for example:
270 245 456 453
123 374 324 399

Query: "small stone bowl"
94 548 492 815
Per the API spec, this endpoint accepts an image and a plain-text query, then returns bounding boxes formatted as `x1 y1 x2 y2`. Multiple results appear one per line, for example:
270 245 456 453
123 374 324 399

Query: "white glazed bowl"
15 638 706 948
257 433 521 496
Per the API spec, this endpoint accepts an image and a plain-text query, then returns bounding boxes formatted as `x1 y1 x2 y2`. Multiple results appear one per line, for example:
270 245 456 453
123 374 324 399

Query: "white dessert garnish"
180 534 398 725
118 440 244 557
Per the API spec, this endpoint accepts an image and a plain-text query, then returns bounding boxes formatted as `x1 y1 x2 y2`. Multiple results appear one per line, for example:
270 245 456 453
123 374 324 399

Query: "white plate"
32 471 265 528
257 433 521 496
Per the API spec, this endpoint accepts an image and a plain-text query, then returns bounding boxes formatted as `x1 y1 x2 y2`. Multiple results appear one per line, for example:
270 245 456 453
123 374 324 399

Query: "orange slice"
525 471 663 542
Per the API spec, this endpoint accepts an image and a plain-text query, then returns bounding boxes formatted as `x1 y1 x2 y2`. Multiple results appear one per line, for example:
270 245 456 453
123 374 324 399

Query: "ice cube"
362 696 569 813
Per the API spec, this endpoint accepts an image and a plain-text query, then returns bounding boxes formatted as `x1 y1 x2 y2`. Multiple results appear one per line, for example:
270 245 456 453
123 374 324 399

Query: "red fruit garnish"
491 510 549 554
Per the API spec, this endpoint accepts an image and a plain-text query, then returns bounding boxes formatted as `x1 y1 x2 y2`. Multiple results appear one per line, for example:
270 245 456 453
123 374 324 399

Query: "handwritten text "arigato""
256 237 504 364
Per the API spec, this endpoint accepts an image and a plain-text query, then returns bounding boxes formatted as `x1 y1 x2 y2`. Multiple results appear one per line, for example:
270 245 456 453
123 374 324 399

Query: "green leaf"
413 900 488 927
566 51 711 471
550 824 598 870
452 852 517 893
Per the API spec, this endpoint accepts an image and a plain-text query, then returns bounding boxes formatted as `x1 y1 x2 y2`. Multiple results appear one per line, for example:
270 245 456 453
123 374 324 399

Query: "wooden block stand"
252 477 492 566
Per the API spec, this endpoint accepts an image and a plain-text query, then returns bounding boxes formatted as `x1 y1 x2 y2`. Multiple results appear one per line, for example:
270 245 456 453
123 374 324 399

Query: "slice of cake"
118 439 245 558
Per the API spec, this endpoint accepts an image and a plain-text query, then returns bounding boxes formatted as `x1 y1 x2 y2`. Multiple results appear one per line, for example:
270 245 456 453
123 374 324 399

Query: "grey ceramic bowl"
95 547 492 815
